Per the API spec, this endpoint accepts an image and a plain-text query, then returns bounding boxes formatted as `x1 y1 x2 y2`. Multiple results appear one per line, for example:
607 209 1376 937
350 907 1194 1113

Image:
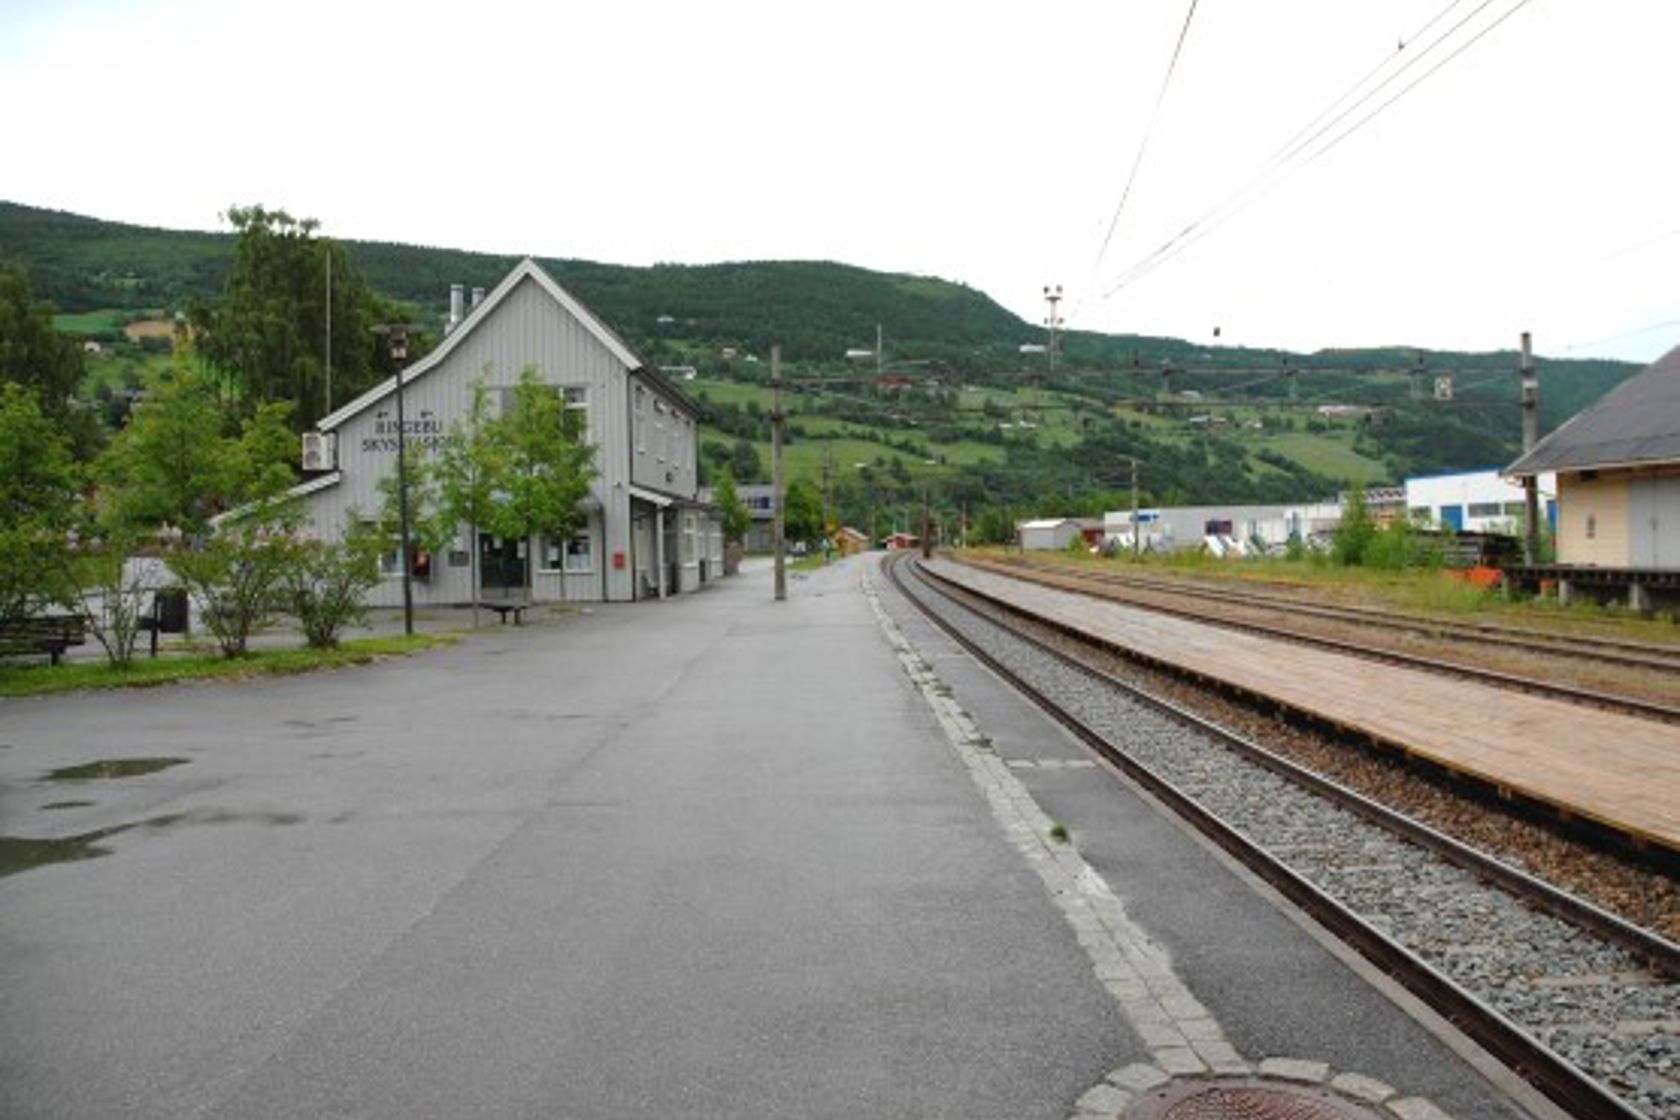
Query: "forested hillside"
0 199 1645 527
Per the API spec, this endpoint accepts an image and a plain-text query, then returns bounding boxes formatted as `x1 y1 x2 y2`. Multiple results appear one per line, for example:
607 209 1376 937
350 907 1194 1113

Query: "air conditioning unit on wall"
301 431 337 472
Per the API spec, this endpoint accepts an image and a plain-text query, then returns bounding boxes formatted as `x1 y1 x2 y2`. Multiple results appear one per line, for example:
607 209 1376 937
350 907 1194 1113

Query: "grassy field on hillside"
1261 432 1389 484
54 308 152 335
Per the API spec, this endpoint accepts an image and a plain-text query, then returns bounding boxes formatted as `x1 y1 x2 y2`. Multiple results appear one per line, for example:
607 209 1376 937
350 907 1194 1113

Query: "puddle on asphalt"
0 824 130 877
0 809 302 879
45 757 189 782
40 800 95 811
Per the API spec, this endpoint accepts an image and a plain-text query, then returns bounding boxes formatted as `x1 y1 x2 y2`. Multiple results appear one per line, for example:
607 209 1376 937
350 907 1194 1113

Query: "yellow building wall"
1556 473 1629 566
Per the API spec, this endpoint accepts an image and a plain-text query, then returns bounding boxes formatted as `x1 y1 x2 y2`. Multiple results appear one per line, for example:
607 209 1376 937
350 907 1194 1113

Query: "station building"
1505 345 1680 604
288 258 724 604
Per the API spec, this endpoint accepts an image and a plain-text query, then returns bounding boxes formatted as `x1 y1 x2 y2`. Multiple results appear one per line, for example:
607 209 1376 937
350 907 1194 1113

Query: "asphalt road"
0 558 1132 1119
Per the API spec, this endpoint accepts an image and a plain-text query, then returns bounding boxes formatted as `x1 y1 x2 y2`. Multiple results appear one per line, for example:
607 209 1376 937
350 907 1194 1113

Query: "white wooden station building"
289 258 725 604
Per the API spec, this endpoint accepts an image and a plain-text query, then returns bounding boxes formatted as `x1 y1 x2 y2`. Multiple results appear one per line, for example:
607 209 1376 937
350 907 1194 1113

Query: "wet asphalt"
1 558 1134 1119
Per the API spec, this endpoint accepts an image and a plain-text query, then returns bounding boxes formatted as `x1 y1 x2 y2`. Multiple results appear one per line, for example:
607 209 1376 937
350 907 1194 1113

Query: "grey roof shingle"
1506 346 1680 476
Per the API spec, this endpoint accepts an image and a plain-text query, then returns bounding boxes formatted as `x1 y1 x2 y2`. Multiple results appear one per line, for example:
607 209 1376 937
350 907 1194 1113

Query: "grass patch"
0 633 458 698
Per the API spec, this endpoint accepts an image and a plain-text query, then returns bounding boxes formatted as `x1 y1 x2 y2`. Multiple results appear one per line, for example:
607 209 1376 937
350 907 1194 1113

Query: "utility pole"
1131 456 1141 558
921 479 932 560
324 248 332 418
876 323 884 381
1043 285 1063 376
772 343 787 602
821 443 832 565
1040 284 1062 423
1520 331 1541 564
373 323 421 637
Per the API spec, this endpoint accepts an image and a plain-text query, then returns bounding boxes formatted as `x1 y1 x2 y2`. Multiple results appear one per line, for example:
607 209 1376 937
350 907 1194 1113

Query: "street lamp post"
374 323 422 637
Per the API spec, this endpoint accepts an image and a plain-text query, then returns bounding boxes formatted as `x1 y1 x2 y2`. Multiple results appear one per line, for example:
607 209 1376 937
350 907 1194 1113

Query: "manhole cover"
1127 1079 1384 1120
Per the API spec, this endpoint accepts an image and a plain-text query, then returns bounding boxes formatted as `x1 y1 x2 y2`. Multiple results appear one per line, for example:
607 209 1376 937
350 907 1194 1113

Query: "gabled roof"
1507 346 1680 476
316 257 651 433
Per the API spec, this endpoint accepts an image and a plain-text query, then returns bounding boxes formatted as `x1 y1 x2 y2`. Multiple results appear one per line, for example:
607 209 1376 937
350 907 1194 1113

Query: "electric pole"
1040 284 1062 422
921 479 931 560
772 344 787 602
1520 332 1541 564
821 444 832 565
1131 456 1141 558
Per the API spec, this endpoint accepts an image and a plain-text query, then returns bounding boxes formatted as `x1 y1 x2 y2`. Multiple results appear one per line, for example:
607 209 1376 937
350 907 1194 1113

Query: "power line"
1090 0 1201 275
1099 0 1535 298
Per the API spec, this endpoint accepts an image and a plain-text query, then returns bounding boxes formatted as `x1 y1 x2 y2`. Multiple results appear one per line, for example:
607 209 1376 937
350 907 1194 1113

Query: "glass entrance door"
479 534 526 597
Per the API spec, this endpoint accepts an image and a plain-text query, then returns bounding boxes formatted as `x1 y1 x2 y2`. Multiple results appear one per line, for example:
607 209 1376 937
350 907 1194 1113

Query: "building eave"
317 258 646 433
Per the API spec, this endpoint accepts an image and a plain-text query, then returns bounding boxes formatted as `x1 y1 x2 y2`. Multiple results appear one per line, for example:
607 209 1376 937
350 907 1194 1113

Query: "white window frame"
540 532 595 574
634 385 647 453
562 385 589 441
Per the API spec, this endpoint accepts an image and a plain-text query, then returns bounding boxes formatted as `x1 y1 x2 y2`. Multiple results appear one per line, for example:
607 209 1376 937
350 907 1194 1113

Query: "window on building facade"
634 386 647 453
562 385 588 440
683 513 696 562
1468 502 1501 518
1408 506 1431 522
542 534 594 573
1585 513 1597 540
1502 501 1526 516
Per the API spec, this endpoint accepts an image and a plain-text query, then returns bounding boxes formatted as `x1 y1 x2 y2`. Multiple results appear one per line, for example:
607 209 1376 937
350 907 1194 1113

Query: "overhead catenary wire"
1099 0 1536 299
1090 0 1201 276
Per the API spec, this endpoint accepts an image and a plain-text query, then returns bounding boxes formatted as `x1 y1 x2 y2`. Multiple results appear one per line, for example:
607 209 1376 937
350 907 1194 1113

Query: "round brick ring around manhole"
1125 1079 1387 1120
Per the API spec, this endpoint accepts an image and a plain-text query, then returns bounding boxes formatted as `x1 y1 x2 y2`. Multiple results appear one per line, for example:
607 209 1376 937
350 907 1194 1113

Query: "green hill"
0 200 1644 519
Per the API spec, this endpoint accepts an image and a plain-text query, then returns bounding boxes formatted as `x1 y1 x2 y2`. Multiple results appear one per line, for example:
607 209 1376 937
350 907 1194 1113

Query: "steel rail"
978 555 1680 673
887 553 1658 1120
957 556 1680 725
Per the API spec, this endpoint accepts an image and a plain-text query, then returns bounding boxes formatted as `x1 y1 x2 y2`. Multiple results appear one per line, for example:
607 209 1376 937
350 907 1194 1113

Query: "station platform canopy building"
288 258 724 604
1504 345 1680 607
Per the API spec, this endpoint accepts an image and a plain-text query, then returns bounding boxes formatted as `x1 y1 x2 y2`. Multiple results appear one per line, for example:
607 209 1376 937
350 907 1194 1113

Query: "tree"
482 367 597 604
189 205 414 431
712 470 751 544
99 361 297 536
783 478 824 546
1332 485 1375 566
0 266 98 457
0 384 82 625
729 438 763 484
430 378 500 624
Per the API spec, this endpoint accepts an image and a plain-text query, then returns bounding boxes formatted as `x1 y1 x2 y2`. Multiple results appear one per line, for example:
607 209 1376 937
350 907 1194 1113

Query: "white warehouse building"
1404 468 1557 534
289 258 724 604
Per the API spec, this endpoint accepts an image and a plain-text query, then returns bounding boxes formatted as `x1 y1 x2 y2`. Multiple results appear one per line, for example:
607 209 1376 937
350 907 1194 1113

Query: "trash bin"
154 588 189 633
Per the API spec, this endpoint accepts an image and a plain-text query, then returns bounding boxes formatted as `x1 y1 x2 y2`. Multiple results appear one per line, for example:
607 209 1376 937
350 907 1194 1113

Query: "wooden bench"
480 601 531 626
0 616 88 666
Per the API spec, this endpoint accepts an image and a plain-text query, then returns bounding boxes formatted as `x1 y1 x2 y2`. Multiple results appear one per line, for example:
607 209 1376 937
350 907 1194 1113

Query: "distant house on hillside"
1505 345 1680 604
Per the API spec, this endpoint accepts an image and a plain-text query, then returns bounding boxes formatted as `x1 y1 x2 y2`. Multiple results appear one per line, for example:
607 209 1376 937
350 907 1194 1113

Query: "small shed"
882 532 920 551
834 527 869 556
1018 518 1082 551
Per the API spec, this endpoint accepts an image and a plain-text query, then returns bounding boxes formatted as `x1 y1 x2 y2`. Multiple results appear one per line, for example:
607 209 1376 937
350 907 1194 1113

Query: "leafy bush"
287 522 383 648
172 506 301 658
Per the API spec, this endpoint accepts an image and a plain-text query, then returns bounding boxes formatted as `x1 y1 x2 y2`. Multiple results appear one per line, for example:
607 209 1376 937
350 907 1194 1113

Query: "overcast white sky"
3 0 1675 362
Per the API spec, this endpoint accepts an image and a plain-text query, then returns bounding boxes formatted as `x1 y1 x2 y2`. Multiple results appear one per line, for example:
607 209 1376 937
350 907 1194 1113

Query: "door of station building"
479 533 527 597
1630 477 1680 568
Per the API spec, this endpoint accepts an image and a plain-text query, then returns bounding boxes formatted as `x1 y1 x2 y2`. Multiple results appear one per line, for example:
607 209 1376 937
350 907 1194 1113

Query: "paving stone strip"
864 569 1458 1120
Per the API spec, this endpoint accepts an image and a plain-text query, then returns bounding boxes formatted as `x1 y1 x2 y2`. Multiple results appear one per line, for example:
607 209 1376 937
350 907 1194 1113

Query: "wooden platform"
927 558 1680 856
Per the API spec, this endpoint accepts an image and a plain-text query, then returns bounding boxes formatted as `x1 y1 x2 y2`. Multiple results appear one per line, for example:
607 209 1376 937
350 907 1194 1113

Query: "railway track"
959 555 1680 724
885 553 1679 1120
977 555 1680 675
